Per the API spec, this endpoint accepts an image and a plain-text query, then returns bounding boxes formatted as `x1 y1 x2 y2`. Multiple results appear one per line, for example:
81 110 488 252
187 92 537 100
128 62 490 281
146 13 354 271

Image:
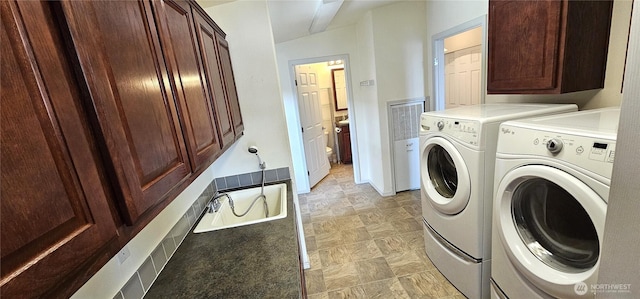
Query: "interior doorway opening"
433 16 487 111
289 55 358 191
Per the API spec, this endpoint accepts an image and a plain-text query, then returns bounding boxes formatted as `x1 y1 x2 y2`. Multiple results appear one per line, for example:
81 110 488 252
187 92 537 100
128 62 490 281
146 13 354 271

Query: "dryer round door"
495 165 606 298
420 136 471 215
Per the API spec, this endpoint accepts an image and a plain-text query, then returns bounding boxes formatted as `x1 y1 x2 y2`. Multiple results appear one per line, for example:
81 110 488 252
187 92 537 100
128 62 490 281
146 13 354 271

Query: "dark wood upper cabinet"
215 33 245 137
1 1 118 297
152 0 223 171
1 0 245 296
192 9 236 148
487 0 613 94
62 0 192 224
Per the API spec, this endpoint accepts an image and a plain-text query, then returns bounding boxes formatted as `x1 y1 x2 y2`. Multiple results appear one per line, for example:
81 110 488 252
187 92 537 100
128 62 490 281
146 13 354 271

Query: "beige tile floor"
299 164 466 299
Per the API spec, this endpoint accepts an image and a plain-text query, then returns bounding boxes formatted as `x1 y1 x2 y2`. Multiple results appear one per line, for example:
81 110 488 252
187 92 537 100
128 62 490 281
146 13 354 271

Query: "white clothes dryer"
490 108 620 299
420 104 578 298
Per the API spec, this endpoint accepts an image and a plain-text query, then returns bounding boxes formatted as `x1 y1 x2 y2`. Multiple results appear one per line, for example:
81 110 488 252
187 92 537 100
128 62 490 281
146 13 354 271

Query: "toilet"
323 130 333 162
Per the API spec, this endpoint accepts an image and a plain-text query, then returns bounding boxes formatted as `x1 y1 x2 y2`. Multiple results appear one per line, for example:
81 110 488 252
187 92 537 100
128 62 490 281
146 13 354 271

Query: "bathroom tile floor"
299 164 465 299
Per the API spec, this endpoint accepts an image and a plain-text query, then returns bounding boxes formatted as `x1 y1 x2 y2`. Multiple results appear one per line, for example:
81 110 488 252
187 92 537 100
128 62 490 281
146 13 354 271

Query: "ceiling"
198 0 402 44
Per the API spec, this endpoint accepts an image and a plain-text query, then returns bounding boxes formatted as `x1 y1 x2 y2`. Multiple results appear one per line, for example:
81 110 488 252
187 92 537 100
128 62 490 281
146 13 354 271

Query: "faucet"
206 193 227 213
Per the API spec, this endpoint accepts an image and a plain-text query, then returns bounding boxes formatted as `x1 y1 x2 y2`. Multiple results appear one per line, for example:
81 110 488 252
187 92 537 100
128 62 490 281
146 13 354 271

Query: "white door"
295 64 330 188
444 53 458 108
445 45 482 109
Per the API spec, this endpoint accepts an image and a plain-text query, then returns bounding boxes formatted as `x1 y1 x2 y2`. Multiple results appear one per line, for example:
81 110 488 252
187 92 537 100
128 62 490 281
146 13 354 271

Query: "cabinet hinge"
307 171 310 176
301 127 304 133
433 58 438 66
295 79 297 86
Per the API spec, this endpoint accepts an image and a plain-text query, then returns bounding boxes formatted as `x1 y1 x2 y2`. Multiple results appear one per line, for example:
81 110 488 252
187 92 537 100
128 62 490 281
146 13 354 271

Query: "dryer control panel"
421 115 480 147
497 124 616 180
535 135 616 163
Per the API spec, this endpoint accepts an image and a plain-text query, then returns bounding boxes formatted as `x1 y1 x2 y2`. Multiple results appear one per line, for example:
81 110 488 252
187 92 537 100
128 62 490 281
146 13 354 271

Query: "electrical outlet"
117 245 131 264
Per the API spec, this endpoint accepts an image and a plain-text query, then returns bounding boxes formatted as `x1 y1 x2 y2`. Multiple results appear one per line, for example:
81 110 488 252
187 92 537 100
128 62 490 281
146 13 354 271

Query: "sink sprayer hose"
228 167 269 218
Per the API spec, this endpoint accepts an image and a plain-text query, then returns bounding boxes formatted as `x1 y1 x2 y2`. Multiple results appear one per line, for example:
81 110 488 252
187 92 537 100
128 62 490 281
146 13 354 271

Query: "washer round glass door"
495 165 606 298
420 136 470 214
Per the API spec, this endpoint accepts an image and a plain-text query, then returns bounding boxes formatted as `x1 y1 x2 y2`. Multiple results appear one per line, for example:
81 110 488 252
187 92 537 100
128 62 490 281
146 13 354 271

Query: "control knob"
437 120 445 131
546 138 563 154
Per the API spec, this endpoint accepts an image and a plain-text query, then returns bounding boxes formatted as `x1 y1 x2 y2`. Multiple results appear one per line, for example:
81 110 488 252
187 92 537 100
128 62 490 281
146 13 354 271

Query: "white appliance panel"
491 107 620 299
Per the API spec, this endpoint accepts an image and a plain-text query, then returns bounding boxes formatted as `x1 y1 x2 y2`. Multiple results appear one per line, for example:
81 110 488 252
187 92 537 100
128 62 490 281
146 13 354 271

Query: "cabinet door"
153 0 222 171
339 127 352 164
215 33 244 136
1 1 117 297
62 0 192 224
487 0 562 92
192 10 235 148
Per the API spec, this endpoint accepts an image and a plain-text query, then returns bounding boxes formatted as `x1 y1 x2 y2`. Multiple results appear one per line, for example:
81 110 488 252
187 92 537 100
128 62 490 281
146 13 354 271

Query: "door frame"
287 54 360 193
432 15 487 111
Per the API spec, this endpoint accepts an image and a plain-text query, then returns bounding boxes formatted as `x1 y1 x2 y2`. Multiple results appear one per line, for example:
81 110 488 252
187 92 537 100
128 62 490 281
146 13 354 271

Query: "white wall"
355 12 378 192
370 1 427 195
426 0 632 110
205 0 293 177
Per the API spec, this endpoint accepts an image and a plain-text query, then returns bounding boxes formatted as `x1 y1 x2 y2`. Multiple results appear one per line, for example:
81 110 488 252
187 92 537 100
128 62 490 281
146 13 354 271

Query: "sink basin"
193 183 287 233
337 119 349 126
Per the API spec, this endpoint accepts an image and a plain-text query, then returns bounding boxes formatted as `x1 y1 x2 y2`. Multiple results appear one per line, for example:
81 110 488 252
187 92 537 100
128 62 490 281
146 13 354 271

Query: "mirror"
433 16 487 111
332 68 347 111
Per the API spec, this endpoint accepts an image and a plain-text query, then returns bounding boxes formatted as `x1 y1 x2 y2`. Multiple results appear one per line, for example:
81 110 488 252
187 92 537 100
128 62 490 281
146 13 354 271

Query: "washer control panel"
421 115 480 147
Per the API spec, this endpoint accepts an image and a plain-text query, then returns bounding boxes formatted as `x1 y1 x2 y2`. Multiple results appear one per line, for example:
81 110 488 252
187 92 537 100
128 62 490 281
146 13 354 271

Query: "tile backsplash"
214 168 289 191
111 167 290 299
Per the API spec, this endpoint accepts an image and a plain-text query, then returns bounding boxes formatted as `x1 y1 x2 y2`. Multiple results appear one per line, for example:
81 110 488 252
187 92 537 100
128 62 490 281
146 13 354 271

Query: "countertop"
145 180 303 298
336 120 350 127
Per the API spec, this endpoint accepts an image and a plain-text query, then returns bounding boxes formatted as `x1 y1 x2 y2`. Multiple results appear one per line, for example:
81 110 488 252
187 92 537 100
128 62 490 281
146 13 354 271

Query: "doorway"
290 56 357 191
433 16 487 111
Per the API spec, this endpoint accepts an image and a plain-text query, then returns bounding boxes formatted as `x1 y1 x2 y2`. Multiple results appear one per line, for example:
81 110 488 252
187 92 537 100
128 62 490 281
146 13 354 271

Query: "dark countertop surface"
145 180 303 298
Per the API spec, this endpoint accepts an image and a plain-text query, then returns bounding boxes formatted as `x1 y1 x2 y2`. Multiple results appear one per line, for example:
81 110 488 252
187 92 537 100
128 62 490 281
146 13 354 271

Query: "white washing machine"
490 108 620 299
420 104 578 298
